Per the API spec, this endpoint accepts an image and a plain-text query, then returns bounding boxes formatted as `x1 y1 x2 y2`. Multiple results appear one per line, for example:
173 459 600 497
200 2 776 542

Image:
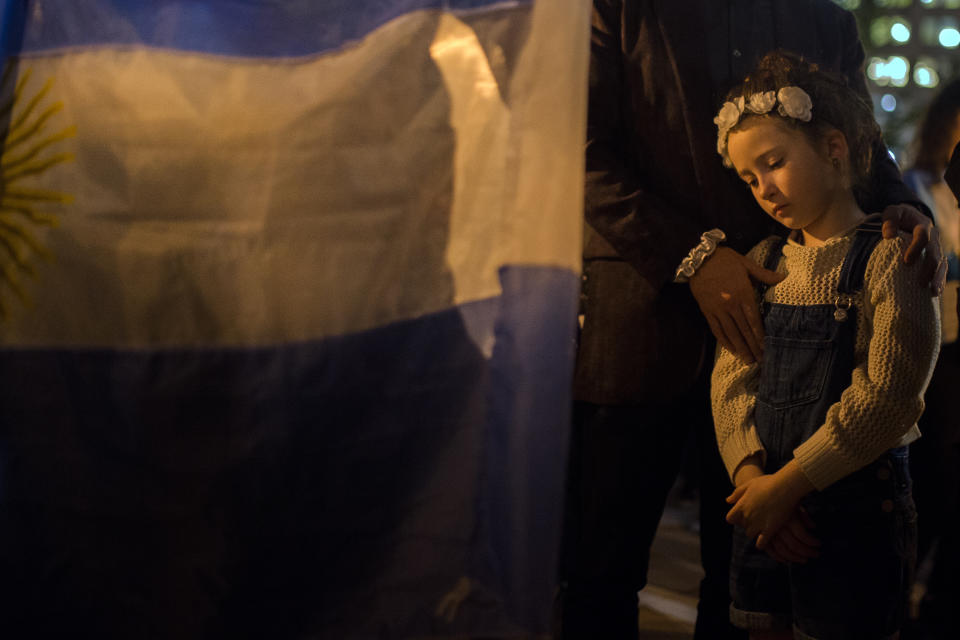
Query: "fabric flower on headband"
746 91 776 114
714 97 744 130
714 85 813 166
776 86 813 121
713 96 743 159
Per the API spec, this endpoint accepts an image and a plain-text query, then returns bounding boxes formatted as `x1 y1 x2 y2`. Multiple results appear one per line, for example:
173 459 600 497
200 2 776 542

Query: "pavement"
637 498 703 640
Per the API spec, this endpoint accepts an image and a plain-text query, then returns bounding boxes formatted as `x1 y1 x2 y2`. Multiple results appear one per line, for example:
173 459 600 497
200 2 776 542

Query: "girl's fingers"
755 532 767 549
770 535 803 564
779 524 818 560
788 516 820 548
726 484 747 504
725 505 740 525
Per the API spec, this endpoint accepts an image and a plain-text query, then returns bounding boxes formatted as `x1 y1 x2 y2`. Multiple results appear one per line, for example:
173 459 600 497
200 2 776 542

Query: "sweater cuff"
792 434 852 491
719 423 767 482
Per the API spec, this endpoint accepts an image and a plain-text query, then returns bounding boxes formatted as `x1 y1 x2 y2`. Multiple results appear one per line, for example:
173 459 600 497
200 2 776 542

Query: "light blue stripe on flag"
16 0 531 57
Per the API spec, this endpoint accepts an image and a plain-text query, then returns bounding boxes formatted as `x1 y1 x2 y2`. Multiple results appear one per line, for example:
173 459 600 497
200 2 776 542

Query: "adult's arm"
584 0 702 287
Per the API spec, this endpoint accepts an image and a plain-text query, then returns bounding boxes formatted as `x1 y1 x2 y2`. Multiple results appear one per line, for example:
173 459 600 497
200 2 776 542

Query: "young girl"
710 51 940 640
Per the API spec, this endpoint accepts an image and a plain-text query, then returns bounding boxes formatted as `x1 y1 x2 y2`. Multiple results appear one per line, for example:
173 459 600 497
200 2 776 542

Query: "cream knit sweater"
711 222 940 491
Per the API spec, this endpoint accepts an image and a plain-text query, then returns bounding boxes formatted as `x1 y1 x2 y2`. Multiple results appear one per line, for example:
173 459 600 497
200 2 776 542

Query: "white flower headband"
714 86 813 167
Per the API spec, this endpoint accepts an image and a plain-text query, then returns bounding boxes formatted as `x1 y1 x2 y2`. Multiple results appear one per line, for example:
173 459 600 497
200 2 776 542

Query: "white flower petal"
746 90 776 114
714 101 742 131
777 86 813 122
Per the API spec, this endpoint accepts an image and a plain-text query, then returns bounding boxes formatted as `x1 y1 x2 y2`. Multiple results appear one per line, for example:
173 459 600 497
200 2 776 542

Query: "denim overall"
729 222 917 640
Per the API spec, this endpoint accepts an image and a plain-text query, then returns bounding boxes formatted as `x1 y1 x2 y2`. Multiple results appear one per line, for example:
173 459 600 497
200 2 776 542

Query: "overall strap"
762 235 788 272
757 235 788 301
837 219 884 295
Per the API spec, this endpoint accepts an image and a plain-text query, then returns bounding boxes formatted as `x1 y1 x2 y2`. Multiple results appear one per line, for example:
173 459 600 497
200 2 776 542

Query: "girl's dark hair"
724 50 881 190
911 78 960 174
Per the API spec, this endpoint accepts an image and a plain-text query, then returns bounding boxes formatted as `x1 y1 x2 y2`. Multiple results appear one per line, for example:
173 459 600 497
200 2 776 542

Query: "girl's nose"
760 178 778 200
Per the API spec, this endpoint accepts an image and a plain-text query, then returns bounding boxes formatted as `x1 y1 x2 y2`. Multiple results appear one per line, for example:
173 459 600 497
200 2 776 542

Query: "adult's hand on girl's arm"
689 247 783 364
881 204 946 295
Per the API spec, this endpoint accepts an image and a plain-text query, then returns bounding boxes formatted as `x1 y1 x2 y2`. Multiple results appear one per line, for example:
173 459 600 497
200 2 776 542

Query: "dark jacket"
575 0 925 405
946 142 960 199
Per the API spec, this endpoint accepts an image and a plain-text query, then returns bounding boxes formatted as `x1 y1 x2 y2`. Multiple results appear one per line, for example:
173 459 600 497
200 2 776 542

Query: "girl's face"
727 117 844 237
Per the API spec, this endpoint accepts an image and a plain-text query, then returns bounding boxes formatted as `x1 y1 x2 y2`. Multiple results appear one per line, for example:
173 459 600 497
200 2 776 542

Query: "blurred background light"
912 59 940 87
940 27 960 47
891 22 911 43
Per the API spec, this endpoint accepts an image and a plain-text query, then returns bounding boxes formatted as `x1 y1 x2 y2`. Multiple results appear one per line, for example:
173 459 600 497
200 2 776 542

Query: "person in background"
900 78 960 640
559 2 944 638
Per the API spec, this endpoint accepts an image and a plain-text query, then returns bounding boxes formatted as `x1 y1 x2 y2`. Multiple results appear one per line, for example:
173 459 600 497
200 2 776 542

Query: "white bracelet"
674 229 726 283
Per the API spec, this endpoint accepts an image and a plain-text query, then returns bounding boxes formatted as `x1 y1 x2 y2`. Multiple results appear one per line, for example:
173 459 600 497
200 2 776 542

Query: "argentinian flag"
0 1 589 637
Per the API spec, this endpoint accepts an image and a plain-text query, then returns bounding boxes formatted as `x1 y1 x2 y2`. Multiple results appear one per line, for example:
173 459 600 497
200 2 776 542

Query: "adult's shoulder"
811 0 851 18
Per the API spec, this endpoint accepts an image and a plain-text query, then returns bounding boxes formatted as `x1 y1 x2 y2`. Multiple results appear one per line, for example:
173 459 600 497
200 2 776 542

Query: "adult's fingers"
922 226 946 296
732 303 762 362
718 312 754 364
931 253 948 297
903 221 931 265
705 314 735 355
742 302 765 357
882 216 899 240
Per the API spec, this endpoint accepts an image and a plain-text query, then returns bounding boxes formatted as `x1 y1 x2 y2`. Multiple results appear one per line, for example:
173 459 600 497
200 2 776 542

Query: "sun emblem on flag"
0 63 75 317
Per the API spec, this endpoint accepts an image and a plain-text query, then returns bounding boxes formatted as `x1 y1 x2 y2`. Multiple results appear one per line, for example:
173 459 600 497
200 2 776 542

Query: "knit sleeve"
709 238 777 481
793 236 940 490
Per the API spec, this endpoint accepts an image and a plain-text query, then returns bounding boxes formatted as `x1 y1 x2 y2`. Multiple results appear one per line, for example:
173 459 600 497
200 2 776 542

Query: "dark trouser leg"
694 397 747 640
558 401 688 639
659 360 745 640
908 342 960 638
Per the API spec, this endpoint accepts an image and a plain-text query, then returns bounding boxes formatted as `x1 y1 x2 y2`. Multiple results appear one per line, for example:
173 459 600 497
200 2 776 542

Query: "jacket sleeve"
837 10 931 218
584 0 704 287
793 237 940 490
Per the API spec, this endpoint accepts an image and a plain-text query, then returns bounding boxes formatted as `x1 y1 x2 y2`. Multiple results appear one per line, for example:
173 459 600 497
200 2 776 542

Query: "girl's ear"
823 128 849 164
